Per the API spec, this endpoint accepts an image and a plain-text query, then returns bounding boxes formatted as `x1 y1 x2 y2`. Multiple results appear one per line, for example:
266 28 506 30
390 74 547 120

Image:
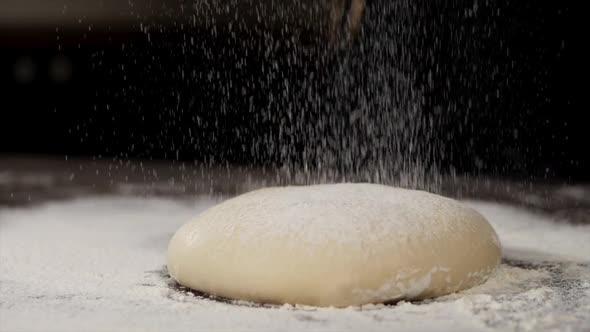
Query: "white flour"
185 184 497 246
1 196 589 331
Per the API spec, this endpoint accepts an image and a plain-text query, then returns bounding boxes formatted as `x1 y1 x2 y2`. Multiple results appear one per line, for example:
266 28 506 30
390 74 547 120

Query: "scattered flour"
0 196 589 331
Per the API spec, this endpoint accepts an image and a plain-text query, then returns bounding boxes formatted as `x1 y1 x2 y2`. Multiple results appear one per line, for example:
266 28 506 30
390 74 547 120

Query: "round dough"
167 184 501 307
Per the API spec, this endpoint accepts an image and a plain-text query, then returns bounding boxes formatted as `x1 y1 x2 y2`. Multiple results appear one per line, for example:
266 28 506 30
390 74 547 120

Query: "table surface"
1 156 588 223
1 157 589 332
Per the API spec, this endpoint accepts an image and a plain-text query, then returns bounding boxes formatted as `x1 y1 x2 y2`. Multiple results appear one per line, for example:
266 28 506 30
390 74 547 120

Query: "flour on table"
1 196 589 332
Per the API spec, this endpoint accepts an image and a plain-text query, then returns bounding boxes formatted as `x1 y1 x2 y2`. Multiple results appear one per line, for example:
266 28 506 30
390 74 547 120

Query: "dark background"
0 0 584 182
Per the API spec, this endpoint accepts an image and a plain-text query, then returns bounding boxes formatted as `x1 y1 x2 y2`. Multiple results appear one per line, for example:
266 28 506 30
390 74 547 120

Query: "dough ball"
167 184 501 307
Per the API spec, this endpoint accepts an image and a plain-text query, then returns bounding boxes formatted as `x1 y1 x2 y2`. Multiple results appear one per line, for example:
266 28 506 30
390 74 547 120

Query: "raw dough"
167 184 501 307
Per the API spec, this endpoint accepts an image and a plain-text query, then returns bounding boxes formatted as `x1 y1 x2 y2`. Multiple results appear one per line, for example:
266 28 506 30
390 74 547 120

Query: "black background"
0 0 584 182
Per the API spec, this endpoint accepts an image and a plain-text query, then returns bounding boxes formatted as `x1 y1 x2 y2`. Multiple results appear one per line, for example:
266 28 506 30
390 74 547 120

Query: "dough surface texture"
167 184 501 307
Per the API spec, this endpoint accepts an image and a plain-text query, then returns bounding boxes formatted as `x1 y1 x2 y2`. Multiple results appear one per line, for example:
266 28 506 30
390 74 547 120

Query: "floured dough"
167 183 501 307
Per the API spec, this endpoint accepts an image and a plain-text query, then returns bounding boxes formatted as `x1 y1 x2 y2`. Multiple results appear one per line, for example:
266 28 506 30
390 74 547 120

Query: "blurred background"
0 0 584 201
2 3 589 329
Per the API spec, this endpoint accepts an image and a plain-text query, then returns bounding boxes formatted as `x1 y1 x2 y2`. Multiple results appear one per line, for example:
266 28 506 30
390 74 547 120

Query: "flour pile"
1 196 589 331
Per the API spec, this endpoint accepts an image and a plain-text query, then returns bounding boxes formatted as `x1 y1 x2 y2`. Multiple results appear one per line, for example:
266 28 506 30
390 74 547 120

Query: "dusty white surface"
1 195 589 332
